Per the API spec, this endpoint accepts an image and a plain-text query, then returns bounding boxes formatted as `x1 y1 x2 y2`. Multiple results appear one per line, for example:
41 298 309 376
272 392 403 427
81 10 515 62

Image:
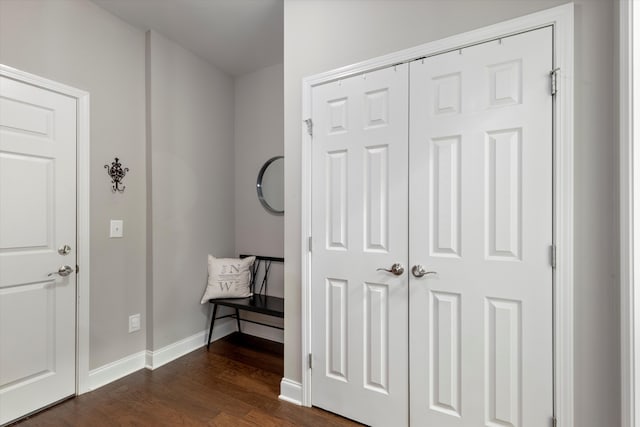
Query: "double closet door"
310 27 553 427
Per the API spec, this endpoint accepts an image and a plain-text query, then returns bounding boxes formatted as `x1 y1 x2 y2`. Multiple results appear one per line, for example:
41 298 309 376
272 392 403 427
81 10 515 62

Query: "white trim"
238 320 284 344
76 83 91 395
549 6 575 427
0 65 92 395
145 319 236 370
300 4 574 425
145 331 207 370
89 320 236 393
279 378 303 406
300 76 313 407
88 351 146 391
621 1 636 426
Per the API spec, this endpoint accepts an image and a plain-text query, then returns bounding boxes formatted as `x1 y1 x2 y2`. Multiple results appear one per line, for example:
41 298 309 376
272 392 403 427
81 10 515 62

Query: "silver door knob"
48 265 74 277
411 265 436 278
377 263 405 276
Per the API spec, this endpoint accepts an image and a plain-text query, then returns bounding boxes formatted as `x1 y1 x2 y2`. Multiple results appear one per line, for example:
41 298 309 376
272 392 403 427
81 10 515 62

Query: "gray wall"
0 0 148 369
0 0 239 363
234 63 284 296
147 30 235 350
283 1 619 426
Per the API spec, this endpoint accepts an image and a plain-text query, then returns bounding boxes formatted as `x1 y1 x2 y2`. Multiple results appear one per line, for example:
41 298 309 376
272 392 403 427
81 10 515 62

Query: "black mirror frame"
257 155 284 215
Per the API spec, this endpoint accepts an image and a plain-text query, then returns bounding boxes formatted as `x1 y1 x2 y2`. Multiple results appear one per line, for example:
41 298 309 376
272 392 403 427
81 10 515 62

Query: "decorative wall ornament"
104 157 129 193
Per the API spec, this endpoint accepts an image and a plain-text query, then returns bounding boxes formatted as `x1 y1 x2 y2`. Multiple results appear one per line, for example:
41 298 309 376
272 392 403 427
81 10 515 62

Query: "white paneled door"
310 27 553 427
310 65 410 426
0 75 77 424
409 27 553 426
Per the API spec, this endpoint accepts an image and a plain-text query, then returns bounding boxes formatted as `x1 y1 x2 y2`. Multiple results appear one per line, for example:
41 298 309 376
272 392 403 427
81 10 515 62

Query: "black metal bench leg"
207 304 218 350
235 308 241 333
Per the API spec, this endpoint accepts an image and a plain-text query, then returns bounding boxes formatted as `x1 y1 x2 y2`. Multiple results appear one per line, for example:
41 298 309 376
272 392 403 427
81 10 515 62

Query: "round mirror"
257 156 284 214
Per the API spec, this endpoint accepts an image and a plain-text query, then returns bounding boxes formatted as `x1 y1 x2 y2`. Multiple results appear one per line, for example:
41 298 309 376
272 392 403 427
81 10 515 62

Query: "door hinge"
308 353 313 369
550 67 560 96
76 264 80 274
304 118 313 137
550 245 557 269
308 236 312 252
552 416 557 427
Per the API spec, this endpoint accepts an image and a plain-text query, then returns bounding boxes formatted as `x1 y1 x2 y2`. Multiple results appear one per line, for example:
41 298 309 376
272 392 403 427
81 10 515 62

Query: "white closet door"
0 75 77 424
310 64 409 427
409 27 553 426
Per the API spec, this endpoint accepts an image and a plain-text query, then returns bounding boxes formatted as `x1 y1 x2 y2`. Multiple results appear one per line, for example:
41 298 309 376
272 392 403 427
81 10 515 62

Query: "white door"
310 65 409 426
409 27 553 426
0 74 77 424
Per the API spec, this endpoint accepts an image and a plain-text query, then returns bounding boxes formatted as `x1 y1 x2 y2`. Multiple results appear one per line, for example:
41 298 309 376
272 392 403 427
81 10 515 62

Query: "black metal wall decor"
104 157 129 193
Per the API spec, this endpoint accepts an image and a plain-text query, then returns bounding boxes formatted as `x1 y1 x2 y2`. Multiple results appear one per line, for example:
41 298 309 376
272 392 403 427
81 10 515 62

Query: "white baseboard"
146 318 236 370
208 317 237 342
88 318 282 393
88 319 236 392
88 350 146 391
239 319 284 343
279 378 303 405
144 331 205 370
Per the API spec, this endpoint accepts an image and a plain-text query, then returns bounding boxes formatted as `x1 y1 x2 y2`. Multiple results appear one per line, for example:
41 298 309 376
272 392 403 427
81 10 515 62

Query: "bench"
206 255 284 350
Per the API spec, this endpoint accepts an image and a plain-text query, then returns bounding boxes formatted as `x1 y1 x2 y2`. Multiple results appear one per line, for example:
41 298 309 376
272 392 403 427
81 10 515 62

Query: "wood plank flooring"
13 333 361 427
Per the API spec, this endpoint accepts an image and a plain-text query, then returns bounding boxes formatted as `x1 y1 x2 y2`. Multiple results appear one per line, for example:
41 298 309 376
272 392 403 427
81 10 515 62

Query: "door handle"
48 265 74 277
411 265 437 278
377 263 405 276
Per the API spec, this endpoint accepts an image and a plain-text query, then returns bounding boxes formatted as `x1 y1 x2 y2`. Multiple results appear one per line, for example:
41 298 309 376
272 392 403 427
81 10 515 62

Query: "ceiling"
92 0 283 76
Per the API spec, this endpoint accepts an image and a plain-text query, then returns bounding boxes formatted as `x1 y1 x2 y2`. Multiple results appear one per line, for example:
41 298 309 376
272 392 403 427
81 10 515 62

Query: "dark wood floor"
14 333 361 426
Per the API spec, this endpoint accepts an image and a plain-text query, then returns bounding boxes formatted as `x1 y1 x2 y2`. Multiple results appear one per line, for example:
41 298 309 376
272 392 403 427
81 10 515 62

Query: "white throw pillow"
200 255 256 303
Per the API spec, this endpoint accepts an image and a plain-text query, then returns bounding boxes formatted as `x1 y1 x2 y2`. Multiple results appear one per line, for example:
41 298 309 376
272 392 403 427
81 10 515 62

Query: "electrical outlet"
110 220 124 238
128 314 140 333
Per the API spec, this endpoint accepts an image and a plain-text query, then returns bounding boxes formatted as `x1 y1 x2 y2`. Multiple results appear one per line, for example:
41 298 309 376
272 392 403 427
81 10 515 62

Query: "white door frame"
0 64 91 395
621 1 637 426
300 3 574 425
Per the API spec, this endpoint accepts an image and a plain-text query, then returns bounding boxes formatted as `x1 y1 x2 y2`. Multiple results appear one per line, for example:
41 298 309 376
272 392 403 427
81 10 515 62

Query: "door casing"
299 3 574 426
620 2 638 427
0 64 91 396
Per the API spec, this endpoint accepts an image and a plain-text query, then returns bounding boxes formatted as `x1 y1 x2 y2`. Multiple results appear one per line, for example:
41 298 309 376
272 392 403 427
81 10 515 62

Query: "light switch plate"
110 220 123 238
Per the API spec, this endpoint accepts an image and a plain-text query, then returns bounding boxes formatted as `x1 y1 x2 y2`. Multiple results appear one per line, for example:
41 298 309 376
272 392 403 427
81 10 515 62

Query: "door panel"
0 75 77 425
409 27 553 426
430 135 461 257
429 290 462 417
311 65 409 427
